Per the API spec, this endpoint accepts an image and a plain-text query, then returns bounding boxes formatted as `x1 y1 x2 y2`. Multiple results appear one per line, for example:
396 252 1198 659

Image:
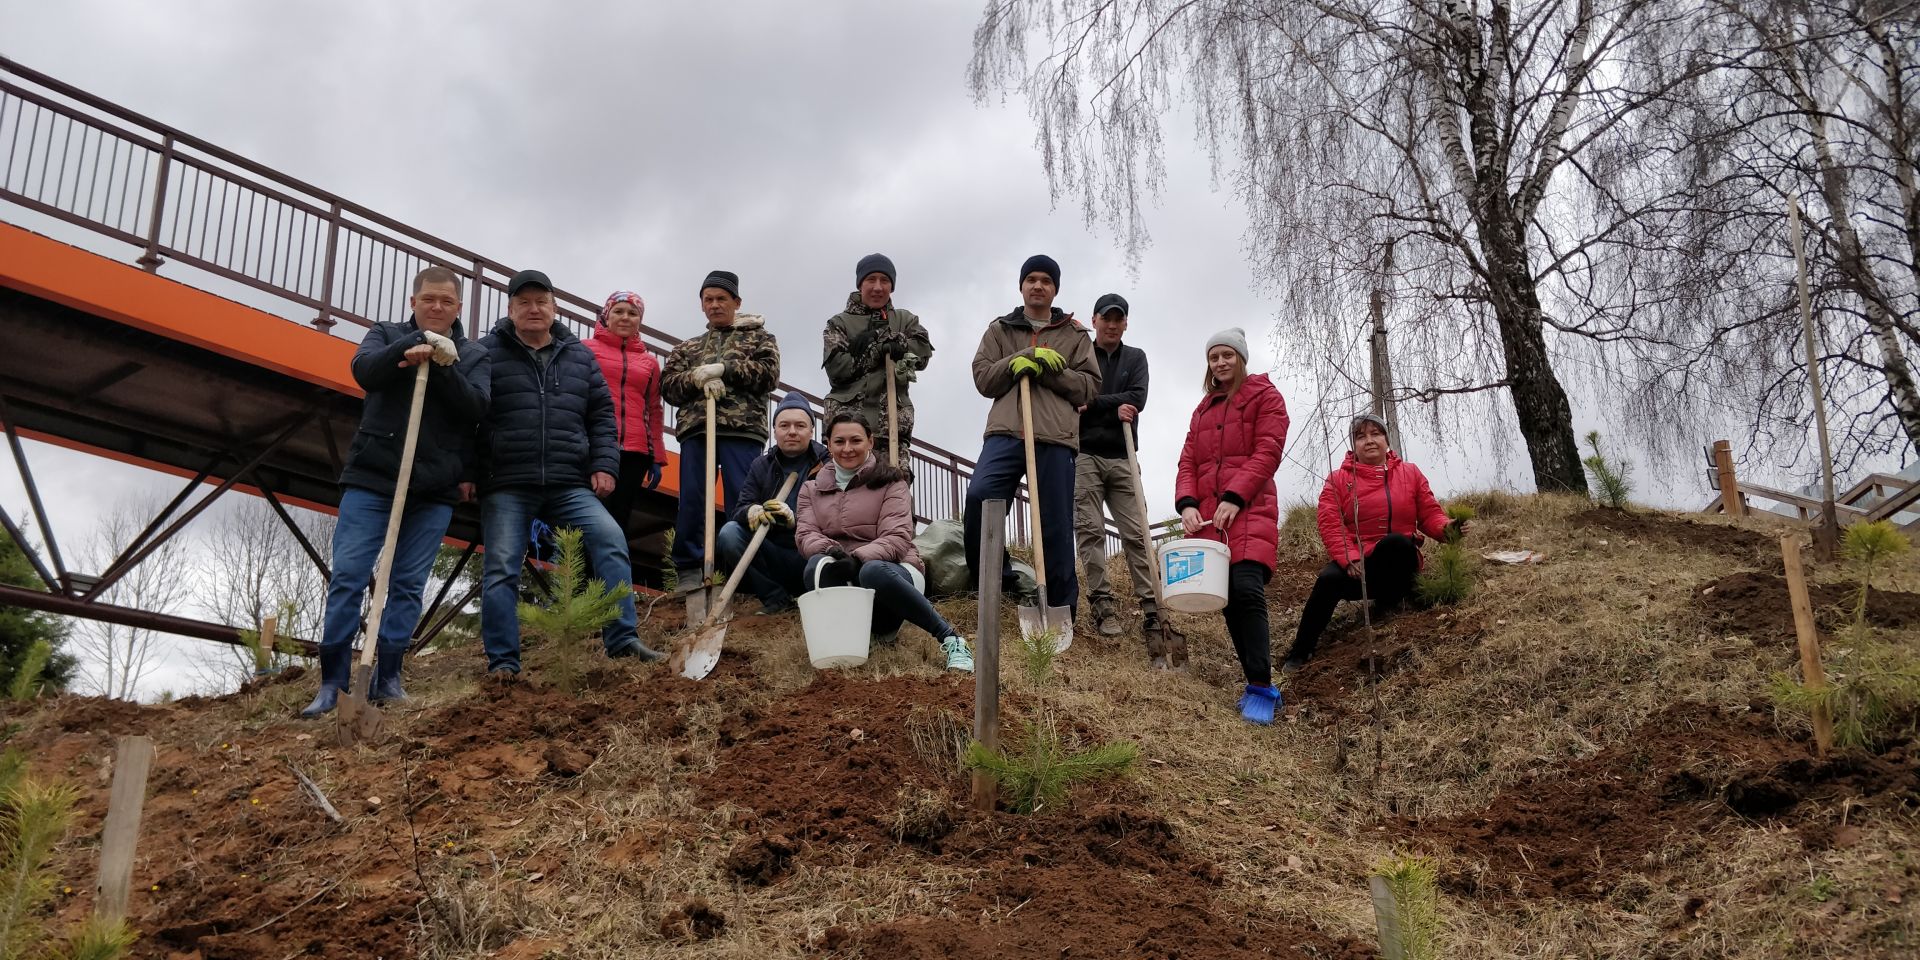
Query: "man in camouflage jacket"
661 270 782 586
822 253 933 462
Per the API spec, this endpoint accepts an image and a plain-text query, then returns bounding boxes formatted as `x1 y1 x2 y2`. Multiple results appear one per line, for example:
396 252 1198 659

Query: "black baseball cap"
1094 293 1129 318
506 269 553 297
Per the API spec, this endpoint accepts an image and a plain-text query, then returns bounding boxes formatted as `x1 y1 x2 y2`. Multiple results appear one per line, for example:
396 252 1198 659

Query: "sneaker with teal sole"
940 636 974 673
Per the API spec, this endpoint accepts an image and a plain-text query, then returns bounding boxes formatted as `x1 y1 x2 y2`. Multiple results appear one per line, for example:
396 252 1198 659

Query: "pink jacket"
586 324 665 460
1317 451 1450 567
796 456 923 571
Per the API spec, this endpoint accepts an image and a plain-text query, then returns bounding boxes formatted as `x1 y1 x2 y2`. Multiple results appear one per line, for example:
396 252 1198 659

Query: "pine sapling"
1843 521 1910 629
1371 853 1443 960
963 628 1137 814
1415 504 1476 607
1581 431 1632 510
1771 522 1919 750
6 641 50 702
0 766 134 960
517 528 631 695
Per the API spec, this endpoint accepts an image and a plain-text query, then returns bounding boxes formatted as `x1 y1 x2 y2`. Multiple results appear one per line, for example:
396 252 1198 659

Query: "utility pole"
1788 199 1840 561
1369 239 1403 451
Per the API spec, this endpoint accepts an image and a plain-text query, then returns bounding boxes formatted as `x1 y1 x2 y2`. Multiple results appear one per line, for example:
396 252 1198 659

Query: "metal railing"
0 56 1161 555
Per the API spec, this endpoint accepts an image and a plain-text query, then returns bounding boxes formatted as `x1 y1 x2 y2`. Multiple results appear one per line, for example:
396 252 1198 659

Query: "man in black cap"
1073 293 1158 639
476 269 660 677
822 253 934 462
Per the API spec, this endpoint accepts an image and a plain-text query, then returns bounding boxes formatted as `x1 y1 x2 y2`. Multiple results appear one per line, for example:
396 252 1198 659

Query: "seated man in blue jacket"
303 266 490 716
715 391 827 614
477 269 662 677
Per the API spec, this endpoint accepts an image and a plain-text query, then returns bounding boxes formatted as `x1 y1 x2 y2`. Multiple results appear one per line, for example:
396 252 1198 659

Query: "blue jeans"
716 520 805 606
318 486 455 686
963 435 1079 613
481 484 640 672
671 434 762 576
805 555 954 640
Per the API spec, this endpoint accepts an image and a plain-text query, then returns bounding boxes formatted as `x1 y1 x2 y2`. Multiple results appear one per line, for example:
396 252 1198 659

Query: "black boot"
300 644 352 718
368 644 408 704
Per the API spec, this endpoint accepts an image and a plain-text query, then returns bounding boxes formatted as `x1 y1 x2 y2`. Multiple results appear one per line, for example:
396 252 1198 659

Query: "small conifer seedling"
518 528 632 695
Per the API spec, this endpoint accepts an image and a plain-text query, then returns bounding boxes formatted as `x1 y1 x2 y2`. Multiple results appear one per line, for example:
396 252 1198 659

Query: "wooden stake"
1713 440 1745 518
972 499 1006 813
255 614 278 675
94 735 155 923
1788 200 1841 560
1369 875 1408 960
1781 535 1834 756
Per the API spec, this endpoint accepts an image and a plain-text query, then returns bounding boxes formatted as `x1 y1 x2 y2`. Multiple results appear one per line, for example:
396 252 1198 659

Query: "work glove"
643 458 663 490
894 355 918 384
1009 355 1043 379
747 504 770 530
420 330 460 366
823 544 850 564
692 362 725 386
1033 346 1066 373
881 339 911 360
702 377 727 400
763 500 795 527
848 328 875 359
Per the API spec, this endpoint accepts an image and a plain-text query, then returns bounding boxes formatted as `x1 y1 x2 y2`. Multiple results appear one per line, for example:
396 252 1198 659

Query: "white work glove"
762 500 794 527
421 330 459 367
747 504 769 530
692 362 725 386
894 354 918 384
702 378 727 400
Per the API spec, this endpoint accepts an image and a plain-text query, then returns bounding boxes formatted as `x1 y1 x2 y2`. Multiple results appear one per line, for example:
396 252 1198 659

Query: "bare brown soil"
1694 571 1920 656
1573 507 1778 563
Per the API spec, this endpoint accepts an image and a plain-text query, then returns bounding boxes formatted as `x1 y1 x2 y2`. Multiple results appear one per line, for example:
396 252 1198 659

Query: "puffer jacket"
969 308 1100 451
341 318 491 504
1173 374 1290 570
1078 340 1148 459
823 296 934 439
585 323 664 460
660 314 781 442
795 455 922 570
728 440 829 550
477 318 618 490
1318 451 1451 567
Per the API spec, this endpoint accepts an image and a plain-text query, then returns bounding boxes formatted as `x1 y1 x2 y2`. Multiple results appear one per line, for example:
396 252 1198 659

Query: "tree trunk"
1481 207 1589 494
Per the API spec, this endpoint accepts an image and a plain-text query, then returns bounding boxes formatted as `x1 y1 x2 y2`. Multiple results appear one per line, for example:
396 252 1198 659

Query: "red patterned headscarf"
600 290 645 325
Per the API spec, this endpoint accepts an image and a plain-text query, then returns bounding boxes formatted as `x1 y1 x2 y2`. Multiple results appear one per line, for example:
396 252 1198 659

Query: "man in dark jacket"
1073 293 1158 639
477 270 660 677
302 266 490 717
715 391 827 614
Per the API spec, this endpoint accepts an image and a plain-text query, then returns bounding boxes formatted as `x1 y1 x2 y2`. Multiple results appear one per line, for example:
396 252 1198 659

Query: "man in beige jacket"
964 254 1101 614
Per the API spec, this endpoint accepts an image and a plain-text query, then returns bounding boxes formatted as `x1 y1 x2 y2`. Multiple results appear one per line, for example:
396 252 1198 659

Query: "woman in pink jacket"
586 290 666 535
1283 414 1463 673
798 412 974 673
1174 328 1289 725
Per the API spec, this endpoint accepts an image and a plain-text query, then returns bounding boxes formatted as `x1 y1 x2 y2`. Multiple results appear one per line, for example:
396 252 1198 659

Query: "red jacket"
586 324 665 461
1317 451 1450 567
1174 374 1289 571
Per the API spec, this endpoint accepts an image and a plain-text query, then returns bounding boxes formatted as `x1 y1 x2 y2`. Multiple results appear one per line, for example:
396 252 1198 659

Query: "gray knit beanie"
1349 413 1390 441
855 253 896 288
1205 327 1249 361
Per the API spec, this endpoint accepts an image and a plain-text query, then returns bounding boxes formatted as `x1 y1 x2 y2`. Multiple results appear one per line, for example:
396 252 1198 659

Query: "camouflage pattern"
823 293 934 456
661 313 782 442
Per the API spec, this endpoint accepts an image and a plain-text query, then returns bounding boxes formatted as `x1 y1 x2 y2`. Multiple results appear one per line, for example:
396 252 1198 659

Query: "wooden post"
1369 875 1408 960
1787 200 1842 560
972 499 1006 813
94 735 155 922
1713 440 1745 518
1781 535 1834 756
1368 239 1403 453
255 614 278 675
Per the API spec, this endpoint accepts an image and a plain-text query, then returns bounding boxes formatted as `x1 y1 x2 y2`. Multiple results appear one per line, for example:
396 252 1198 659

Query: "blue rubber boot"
299 644 352 718
368 644 408 704
1238 684 1281 726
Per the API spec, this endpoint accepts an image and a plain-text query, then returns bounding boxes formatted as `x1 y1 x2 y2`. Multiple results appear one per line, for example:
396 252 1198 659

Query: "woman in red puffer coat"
1282 414 1461 674
587 291 666 536
1174 327 1289 725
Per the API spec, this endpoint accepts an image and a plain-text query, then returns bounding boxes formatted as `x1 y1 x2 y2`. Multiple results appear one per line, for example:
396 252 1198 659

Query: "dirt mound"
1408 702 1920 901
845 804 1374 960
1694 571 1920 654
1574 508 1775 560
1284 606 1483 712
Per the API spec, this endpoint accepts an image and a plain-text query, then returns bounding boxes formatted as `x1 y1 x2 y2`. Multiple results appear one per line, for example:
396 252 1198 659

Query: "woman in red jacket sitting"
1174 328 1290 725
586 290 665 534
1283 414 1462 673
798 412 974 673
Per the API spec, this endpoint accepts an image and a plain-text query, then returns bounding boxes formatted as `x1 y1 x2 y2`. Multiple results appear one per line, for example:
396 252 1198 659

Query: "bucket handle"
812 553 844 592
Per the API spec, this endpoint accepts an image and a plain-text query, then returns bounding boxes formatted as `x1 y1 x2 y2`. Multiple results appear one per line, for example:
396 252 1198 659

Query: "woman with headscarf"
585 290 665 537
1282 413 1461 674
1173 328 1289 725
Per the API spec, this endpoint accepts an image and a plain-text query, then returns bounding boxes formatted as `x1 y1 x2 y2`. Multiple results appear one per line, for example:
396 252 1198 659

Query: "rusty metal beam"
0 581 316 654
0 503 58 591
0 394 68 586
251 478 330 581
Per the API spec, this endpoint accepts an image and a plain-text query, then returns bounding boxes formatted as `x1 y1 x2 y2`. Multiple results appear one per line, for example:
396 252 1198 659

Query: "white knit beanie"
1205 327 1248 360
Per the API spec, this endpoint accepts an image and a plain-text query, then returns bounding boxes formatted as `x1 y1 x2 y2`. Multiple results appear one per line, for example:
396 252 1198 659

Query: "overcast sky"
2 1 1848 697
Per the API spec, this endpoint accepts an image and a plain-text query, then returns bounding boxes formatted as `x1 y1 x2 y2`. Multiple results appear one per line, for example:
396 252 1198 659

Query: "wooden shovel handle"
886 361 899 468
704 392 718 583
356 363 430 668
1018 377 1047 601
707 471 801 623
1122 426 1166 612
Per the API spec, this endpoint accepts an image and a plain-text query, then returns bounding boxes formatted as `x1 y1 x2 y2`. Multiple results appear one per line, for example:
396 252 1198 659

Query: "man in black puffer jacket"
302 266 490 717
477 269 661 677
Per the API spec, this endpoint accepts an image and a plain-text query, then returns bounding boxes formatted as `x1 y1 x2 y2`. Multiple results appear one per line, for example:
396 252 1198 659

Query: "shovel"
672 471 800 680
690 391 720 623
1015 377 1074 652
1123 424 1187 669
336 362 429 746
885 359 900 468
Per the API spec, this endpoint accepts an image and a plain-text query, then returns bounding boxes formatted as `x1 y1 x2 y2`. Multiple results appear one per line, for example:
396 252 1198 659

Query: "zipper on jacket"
617 346 629 447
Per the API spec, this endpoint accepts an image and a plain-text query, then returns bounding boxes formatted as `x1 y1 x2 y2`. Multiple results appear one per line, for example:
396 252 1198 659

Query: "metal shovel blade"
678 621 726 681
1016 603 1075 653
333 663 383 746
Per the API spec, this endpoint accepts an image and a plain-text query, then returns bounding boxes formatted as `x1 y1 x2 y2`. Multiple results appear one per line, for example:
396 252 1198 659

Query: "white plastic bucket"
1159 538 1231 613
799 560 874 669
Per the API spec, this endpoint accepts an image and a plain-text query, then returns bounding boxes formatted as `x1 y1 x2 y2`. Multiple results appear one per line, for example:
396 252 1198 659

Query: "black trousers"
602 450 657 541
1286 533 1419 663
1223 560 1274 688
